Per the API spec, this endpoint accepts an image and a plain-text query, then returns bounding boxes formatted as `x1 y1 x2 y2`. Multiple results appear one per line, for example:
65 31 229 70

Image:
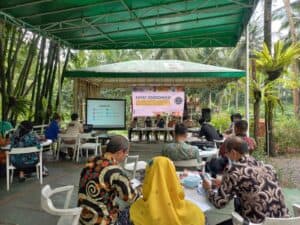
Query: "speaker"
201 108 211 122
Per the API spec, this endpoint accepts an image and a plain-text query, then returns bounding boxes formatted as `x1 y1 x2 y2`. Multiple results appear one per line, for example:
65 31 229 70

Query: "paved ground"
0 143 299 225
268 154 300 188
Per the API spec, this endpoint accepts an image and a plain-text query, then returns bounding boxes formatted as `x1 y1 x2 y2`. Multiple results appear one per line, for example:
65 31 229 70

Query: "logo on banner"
174 97 183 105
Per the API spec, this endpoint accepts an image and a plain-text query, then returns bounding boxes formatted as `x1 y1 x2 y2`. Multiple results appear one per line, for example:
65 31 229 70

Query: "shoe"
42 172 49 177
18 177 26 183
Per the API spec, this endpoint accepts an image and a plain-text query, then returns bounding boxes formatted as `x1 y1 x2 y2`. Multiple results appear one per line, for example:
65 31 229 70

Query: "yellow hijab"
130 156 205 225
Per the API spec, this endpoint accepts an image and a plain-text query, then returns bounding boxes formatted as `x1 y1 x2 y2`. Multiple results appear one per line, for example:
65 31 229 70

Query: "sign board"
132 87 184 117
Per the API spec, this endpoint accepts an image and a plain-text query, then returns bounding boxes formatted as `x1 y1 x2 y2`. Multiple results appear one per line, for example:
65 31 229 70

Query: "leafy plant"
255 41 300 81
255 40 300 156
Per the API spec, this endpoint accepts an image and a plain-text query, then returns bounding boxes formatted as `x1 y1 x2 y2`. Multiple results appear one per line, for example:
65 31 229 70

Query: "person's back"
11 123 39 148
162 123 200 162
199 120 222 141
45 113 61 141
78 135 139 225
204 137 288 223
65 113 83 136
10 121 40 181
129 156 205 225
234 120 256 154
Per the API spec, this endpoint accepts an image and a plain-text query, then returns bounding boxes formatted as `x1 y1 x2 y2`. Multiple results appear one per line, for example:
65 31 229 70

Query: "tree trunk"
55 49 70 111
34 38 46 124
235 83 239 110
264 0 272 51
0 20 6 120
252 60 261 142
265 100 276 156
283 0 300 117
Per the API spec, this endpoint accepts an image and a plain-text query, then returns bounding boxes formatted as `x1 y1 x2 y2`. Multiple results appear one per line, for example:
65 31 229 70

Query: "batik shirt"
207 156 289 223
162 141 201 162
78 155 139 225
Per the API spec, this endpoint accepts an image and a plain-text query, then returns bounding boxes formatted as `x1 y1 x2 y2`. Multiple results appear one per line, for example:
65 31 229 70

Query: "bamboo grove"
0 21 70 125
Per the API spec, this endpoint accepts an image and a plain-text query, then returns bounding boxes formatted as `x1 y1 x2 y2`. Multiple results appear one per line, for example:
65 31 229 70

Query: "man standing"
78 135 139 225
203 136 289 224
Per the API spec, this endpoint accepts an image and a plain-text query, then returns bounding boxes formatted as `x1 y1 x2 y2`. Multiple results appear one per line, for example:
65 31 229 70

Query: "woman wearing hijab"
129 156 205 225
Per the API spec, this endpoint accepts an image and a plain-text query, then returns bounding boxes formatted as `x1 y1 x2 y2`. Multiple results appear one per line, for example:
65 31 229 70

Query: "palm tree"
255 41 300 156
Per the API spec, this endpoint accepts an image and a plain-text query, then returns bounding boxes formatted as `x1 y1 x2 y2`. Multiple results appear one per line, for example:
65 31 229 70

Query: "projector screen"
86 98 126 129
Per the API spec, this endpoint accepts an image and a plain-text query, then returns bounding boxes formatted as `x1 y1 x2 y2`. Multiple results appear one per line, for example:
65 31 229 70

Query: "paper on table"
184 187 213 212
130 178 142 189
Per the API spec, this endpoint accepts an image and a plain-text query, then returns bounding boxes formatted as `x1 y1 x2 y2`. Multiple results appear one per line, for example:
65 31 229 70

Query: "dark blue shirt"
45 120 60 140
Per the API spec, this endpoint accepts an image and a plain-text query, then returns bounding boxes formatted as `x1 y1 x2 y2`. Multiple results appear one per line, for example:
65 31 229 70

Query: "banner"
132 87 184 117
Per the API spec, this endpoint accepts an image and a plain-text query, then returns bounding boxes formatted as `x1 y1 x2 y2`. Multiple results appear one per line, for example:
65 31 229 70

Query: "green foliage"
274 116 300 154
252 137 268 161
255 41 300 81
8 96 31 120
210 112 231 133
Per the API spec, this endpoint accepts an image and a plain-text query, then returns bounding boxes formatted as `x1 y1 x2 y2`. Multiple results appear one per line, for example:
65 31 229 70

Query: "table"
132 127 174 142
0 139 53 151
199 148 219 160
184 187 213 212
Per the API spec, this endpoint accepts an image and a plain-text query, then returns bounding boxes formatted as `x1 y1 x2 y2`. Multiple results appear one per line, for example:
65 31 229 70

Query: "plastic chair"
293 204 300 217
232 212 262 225
33 124 48 136
123 155 147 179
41 185 82 225
6 146 43 191
263 216 300 225
75 133 102 163
173 159 205 170
56 134 79 160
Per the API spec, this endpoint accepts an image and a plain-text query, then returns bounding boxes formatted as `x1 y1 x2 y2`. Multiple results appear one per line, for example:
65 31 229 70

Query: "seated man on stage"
144 116 152 142
154 114 165 141
162 123 201 162
128 117 141 142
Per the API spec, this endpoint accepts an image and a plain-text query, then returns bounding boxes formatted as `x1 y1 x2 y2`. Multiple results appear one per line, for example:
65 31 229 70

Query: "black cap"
106 135 129 153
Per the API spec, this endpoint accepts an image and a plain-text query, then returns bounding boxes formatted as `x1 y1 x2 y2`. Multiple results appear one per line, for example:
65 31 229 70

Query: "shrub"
211 112 231 133
274 116 300 154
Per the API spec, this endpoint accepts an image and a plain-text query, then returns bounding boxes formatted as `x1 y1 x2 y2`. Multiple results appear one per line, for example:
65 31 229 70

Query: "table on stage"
132 127 174 141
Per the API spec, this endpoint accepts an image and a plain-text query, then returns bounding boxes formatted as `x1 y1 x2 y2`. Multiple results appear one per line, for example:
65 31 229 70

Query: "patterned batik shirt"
78 155 139 225
162 141 201 162
207 156 289 223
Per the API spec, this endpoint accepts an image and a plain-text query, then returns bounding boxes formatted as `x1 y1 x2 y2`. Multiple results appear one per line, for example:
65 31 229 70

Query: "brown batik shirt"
207 156 289 223
78 154 139 225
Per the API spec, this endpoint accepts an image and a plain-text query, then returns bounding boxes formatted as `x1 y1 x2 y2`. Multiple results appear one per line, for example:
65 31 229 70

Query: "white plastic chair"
6 146 43 191
33 124 48 136
232 212 300 225
293 204 300 217
56 134 79 160
263 216 300 225
123 155 147 179
173 159 205 170
232 212 262 225
41 185 82 225
75 133 102 163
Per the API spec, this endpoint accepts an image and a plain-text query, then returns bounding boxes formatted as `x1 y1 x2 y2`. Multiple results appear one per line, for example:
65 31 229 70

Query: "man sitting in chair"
78 135 140 225
162 123 201 162
203 136 289 224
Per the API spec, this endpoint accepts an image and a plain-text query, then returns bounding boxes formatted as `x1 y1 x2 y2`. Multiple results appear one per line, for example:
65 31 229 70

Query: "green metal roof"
0 0 258 50
64 60 245 87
